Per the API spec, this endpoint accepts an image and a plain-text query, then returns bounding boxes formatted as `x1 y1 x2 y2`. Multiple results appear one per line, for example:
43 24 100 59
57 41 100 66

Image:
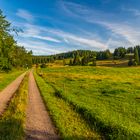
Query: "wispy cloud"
60 1 140 47
16 9 34 22
14 2 140 55
122 7 140 16
47 29 107 49
19 24 61 43
18 23 107 50
96 21 140 46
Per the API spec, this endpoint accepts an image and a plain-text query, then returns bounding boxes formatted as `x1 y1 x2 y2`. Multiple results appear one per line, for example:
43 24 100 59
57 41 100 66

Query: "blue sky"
0 0 140 55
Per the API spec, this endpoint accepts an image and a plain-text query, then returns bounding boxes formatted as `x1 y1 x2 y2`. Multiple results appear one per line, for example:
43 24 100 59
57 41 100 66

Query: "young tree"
63 59 66 66
128 59 133 66
69 59 73 66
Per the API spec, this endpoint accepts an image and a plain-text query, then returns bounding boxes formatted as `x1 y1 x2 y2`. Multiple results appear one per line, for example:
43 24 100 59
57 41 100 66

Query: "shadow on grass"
25 129 98 140
0 116 24 140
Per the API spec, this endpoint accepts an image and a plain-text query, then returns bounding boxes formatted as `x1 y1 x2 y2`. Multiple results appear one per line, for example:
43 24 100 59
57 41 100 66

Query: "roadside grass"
0 69 25 91
37 66 140 139
0 74 28 140
34 72 101 140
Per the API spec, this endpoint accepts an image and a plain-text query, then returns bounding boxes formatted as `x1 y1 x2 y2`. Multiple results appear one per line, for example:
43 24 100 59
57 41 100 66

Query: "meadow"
36 66 140 139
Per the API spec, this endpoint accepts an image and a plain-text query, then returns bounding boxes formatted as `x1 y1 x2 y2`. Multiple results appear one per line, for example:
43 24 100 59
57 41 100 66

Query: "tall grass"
0 74 28 140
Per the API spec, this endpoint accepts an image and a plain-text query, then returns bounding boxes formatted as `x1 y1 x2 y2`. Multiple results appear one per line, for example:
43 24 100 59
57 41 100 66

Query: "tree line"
32 46 140 66
0 10 32 71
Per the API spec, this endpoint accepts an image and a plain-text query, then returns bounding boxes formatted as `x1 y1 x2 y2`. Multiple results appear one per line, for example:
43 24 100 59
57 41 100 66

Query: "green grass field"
0 69 25 91
36 66 140 139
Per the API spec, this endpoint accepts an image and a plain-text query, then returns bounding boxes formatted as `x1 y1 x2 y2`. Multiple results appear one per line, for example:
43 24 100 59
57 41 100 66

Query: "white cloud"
16 9 34 22
18 40 61 55
19 24 61 43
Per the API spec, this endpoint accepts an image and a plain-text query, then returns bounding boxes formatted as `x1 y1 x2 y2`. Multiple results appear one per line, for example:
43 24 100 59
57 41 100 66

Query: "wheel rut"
0 72 26 116
25 71 59 140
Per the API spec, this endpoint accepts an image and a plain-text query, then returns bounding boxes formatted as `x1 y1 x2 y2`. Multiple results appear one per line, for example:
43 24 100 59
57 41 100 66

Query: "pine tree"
134 47 140 65
73 52 81 65
81 56 87 66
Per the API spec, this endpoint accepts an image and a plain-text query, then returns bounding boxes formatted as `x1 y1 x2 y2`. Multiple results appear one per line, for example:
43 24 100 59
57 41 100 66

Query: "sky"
0 0 140 55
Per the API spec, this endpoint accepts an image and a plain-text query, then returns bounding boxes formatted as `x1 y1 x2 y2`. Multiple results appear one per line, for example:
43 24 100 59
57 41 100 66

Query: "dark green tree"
73 52 81 65
134 47 140 65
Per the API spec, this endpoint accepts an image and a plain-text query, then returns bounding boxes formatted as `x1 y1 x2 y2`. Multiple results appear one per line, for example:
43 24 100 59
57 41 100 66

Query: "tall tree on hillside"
134 47 140 65
73 52 81 65
81 56 87 66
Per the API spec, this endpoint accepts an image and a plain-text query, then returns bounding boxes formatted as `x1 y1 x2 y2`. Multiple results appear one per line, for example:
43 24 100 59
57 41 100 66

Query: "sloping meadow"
37 66 140 139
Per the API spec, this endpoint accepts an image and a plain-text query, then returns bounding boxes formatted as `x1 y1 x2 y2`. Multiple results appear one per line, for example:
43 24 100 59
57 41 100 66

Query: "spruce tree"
134 47 140 65
73 52 81 65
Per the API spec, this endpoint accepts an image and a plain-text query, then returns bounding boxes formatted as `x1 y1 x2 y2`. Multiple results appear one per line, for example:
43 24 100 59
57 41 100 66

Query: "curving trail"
25 71 59 140
0 72 26 116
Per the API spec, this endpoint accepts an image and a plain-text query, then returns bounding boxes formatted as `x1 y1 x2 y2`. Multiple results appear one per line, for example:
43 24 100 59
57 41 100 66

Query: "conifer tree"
134 47 140 65
73 52 81 65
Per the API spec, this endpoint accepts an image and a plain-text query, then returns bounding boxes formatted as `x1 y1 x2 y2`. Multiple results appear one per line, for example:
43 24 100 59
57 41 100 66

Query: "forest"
32 46 140 66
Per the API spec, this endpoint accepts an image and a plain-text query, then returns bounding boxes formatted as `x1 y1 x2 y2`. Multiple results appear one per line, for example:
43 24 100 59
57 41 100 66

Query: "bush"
128 59 133 66
40 63 46 68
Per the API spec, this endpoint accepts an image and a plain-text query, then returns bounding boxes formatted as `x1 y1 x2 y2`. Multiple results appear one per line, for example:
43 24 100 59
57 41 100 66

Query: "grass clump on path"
0 74 28 140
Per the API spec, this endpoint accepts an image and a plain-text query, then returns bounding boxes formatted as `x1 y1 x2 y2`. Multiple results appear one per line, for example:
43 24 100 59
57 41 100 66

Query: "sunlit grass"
38 66 140 139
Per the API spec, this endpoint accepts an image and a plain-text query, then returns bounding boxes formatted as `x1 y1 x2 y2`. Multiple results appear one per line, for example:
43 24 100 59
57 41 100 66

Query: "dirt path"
25 71 59 140
0 72 26 116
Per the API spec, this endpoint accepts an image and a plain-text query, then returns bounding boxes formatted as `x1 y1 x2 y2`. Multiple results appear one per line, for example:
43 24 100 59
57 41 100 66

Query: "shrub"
128 59 133 66
40 63 46 68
